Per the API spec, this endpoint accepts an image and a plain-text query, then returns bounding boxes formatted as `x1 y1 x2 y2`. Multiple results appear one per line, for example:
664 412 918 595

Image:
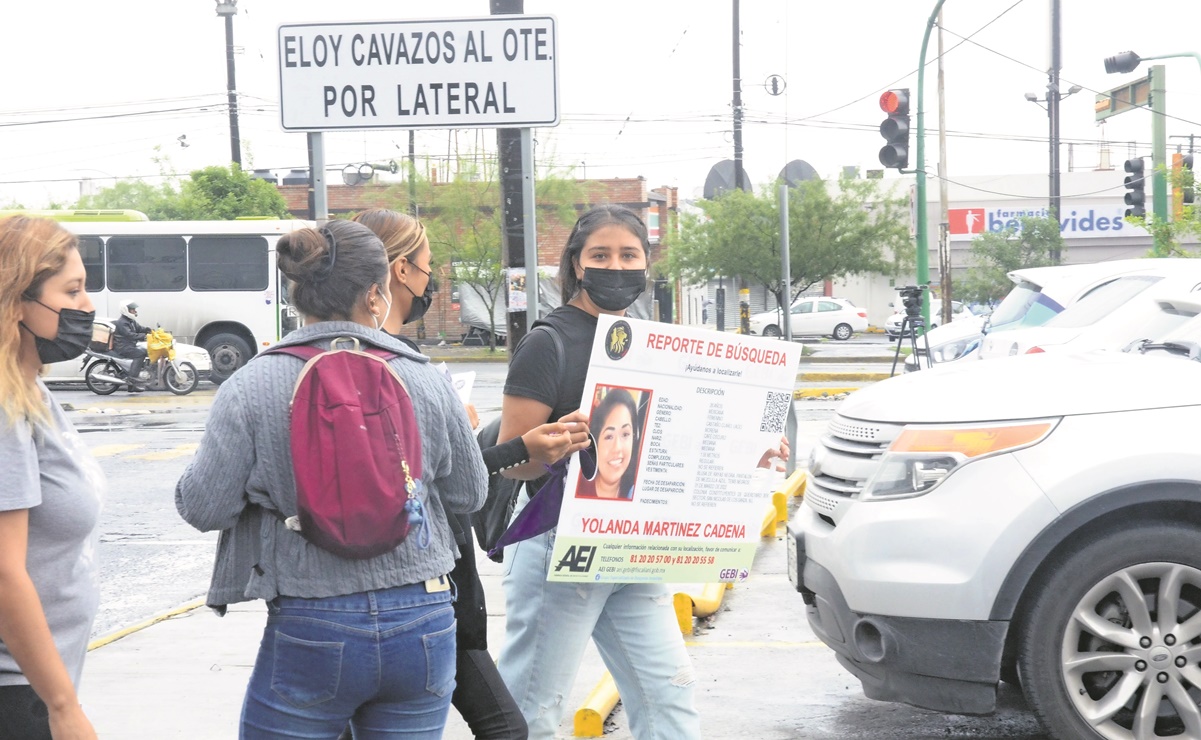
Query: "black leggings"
0 685 51 740
452 648 528 740
337 648 526 739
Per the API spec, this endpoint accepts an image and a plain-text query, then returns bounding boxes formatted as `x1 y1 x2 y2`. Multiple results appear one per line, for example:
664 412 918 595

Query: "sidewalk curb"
88 598 206 651
799 371 890 382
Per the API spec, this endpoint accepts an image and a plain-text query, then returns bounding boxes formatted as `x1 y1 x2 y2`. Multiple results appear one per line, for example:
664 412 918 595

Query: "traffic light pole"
1150 65 1169 234
914 0 947 323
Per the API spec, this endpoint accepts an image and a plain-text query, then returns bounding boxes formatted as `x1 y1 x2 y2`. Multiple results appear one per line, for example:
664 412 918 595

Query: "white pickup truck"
788 296 1201 740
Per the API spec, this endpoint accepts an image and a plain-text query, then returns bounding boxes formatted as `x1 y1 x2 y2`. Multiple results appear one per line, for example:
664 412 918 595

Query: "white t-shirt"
0 381 105 690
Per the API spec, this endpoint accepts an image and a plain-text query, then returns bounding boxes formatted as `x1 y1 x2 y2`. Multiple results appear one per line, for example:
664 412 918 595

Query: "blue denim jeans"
240 584 456 739
496 529 701 740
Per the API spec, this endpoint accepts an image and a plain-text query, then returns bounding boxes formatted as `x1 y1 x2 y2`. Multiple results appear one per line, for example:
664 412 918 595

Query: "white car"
748 297 867 340
908 258 1201 371
976 263 1201 360
41 319 213 384
789 297 1201 736
884 299 974 340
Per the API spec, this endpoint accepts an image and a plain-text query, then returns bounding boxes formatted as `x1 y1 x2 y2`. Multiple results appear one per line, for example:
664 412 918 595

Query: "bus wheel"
205 333 252 385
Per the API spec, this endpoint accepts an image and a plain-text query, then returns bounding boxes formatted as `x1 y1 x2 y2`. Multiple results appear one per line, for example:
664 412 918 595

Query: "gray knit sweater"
176 322 487 610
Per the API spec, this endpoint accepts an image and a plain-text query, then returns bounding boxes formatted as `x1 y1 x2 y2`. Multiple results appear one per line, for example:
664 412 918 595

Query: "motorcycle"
82 327 200 396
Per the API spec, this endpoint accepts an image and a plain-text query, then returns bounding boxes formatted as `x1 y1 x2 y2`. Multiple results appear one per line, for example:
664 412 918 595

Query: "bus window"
78 236 104 292
189 236 268 291
107 236 187 291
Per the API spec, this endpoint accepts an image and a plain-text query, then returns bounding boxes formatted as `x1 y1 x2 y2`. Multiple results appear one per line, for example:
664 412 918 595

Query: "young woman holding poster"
495 205 702 739
353 208 588 740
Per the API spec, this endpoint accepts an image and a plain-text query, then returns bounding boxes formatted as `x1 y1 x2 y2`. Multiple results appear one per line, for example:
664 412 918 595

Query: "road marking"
128 443 199 460
89 444 145 457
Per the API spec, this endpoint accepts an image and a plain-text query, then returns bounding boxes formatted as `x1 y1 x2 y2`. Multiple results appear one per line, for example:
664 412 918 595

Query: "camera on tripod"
891 284 931 377
898 284 928 318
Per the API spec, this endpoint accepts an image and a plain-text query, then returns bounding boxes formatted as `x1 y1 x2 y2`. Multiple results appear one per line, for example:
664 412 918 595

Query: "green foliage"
663 177 913 308
1127 164 1201 258
176 166 292 220
76 164 291 220
374 159 584 350
957 216 1063 302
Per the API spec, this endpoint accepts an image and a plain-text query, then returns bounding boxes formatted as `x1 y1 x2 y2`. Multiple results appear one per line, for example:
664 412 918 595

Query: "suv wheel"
1018 524 1201 739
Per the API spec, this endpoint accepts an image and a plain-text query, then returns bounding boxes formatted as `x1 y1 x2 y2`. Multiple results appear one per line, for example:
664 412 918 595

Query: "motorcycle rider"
113 300 151 391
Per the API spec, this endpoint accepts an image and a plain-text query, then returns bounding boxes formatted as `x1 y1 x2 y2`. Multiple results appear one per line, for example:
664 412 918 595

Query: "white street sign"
278 16 558 131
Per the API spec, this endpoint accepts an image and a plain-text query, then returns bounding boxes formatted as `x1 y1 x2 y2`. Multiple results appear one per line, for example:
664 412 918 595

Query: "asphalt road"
50 344 1054 739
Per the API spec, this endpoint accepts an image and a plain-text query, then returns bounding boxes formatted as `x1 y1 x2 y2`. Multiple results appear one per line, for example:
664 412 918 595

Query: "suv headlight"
928 335 981 363
861 419 1058 500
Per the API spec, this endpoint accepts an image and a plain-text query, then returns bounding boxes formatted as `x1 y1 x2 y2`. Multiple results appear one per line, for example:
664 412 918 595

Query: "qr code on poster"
759 391 790 434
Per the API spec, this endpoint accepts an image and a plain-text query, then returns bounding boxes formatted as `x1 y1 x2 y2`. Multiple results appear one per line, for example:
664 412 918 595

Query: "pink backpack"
263 338 428 559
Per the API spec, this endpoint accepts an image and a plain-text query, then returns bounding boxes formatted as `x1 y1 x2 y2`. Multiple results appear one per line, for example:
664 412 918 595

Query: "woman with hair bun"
177 218 487 738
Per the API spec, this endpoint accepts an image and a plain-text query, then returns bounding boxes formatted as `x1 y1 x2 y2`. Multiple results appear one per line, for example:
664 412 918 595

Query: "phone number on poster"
629 554 716 565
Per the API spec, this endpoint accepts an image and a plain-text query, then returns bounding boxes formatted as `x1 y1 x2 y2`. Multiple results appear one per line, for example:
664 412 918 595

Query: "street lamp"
215 0 241 167
1023 84 1081 264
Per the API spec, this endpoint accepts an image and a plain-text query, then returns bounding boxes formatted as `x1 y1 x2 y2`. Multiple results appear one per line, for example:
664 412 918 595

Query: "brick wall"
275 177 672 344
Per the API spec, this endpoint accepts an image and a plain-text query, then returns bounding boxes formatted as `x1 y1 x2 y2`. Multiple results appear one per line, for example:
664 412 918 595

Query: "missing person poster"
547 315 802 584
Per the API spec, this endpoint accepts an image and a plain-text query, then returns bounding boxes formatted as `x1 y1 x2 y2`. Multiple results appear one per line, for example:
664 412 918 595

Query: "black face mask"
21 299 95 364
404 264 438 325
581 268 646 312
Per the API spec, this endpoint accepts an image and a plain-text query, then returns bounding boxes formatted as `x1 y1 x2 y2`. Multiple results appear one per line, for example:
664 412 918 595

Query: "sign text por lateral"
277 16 559 131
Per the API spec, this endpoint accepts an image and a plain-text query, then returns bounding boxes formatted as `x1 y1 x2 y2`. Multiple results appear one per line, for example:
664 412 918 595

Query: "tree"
383 160 584 350
664 176 913 312
956 216 1063 303
76 164 290 220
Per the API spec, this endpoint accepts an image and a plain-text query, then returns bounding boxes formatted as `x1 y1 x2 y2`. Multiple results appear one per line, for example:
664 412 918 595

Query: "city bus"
13 211 313 384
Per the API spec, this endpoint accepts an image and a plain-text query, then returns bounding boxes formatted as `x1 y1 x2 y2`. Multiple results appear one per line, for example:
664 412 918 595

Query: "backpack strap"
528 321 566 381
262 342 400 362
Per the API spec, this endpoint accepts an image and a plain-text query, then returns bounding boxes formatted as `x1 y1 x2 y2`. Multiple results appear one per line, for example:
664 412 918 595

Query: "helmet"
120 301 139 319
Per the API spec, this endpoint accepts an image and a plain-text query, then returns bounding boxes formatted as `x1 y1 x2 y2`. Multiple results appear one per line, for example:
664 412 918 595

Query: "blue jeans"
496 529 701 740
241 584 456 739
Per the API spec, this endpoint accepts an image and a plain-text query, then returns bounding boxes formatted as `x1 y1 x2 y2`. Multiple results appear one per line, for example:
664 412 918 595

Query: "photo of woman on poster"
576 385 650 500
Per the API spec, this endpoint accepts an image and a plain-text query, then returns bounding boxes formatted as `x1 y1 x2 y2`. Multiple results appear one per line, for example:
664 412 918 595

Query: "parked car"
788 296 1201 738
884 299 973 340
975 263 1201 360
748 297 867 340
41 318 213 384
907 258 1199 371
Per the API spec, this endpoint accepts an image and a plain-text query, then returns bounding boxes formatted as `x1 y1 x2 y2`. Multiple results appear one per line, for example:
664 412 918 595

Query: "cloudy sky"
3 0 1199 209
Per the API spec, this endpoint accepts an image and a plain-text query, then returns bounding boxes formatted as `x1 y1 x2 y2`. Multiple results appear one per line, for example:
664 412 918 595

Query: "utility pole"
732 0 745 191
215 0 242 167
408 130 417 217
936 10 952 324
492 0 529 348
1047 0 1062 263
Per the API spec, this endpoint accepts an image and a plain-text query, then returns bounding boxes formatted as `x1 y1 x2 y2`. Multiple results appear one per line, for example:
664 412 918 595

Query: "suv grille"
806 415 903 522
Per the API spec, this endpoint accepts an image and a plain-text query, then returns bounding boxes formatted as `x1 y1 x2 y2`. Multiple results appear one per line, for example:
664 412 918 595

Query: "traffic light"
878 89 910 170
1124 158 1146 218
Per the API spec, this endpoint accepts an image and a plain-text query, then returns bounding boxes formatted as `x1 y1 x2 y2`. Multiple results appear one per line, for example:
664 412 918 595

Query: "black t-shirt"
503 304 597 422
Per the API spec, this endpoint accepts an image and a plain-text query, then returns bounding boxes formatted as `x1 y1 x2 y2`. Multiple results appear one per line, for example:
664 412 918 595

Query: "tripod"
890 313 934 377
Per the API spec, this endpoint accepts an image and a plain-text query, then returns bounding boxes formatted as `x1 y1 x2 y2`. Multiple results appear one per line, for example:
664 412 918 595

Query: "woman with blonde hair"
352 208 588 740
0 215 105 740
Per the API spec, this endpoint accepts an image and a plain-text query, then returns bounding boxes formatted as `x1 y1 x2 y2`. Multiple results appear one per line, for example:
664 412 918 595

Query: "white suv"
788 297 1201 739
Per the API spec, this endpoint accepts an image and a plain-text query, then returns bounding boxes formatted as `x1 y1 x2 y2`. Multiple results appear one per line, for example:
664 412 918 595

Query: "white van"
976 260 1201 360
911 259 1197 369
788 296 1201 737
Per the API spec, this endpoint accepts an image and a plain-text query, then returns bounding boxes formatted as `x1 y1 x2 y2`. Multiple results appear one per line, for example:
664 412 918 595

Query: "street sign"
1095 73 1151 122
278 16 559 131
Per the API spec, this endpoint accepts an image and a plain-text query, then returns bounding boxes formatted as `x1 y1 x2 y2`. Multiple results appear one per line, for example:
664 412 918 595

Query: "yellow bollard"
573 672 619 737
